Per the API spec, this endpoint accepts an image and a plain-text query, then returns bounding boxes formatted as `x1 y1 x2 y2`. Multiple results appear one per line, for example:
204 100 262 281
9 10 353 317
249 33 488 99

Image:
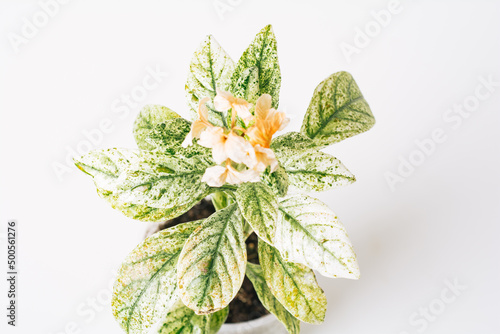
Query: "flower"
199 127 257 168
253 145 279 172
214 89 253 124
183 91 288 187
202 163 260 187
247 94 289 148
182 97 212 147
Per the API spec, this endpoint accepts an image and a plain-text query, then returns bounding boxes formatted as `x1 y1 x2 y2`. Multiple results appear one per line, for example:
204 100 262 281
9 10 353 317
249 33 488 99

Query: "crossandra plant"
75 25 375 333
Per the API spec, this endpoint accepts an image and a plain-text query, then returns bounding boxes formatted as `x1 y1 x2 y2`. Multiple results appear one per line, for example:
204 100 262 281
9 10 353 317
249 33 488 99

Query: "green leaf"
274 194 360 279
231 66 260 103
134 104 210 157
235 182 278 245
231 25 281 107
112 221 200 334
301 71 375 147
133 105 182 150
186 35 235 126
263 164 289 197
177 203 246 314
277 149 355 192
157 299 228 334
246 263 300 334
75 149 212 222
270 132 316 154
259 241 327 324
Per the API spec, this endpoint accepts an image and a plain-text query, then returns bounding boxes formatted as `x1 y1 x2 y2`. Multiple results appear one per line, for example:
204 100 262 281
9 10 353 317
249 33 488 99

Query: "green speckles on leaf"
231 25 281 107
74 149 213 222
157 299 228 334
134 105 181 150
112 221 200 334
263 164 289 198
186 35 235 126
274 194 360 279
259 241 327 324
301 71 375 147
278 149 355 192
177 204 246 314
246 263 300 334
270 132 316 154
231 66 260 104
235 182 278 245
134 104 210 157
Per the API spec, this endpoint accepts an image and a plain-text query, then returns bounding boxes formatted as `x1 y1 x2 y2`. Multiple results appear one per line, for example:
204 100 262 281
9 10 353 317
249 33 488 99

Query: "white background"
1 1 499 333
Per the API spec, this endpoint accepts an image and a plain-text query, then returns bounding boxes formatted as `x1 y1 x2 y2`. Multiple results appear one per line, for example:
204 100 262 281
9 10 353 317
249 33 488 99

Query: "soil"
148 198 269 323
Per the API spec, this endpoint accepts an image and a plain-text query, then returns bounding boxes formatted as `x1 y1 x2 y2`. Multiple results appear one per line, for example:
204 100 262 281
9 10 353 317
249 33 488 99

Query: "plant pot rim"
219 313 286 333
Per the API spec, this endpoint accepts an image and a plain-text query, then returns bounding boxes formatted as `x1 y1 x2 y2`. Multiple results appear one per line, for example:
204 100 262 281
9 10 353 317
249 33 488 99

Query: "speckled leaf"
231 25 281 107
301 71 375 147
96 188 189 222
133 104 209 157
235 182 278 245
157 299 228 334
177 204 246 314
277 149 355 192
186 35 235 126
274 194 360 279
259 241 327 324
112 221 200 334
74 148 212 221
246 263 300 334
133 105 182 150
231 66 260 103
270 132 316 154
262 164 289 198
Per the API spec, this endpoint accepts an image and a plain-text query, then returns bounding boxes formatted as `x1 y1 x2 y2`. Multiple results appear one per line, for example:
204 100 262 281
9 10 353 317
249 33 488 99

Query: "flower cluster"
182 90 289 187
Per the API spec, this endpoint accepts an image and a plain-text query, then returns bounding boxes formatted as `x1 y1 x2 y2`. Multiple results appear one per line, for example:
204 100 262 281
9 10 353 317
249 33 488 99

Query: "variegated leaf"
231 66 260 103
231 25 281 107
177 203 246 314
301 71 375 147
246 263 300 334
134 104 210 157
186 35 235 126
112 221 200 334
96 188 187 222
157 299 228 334
133 104 182 150
262 164 289 198
274 194 360 279
74 148 212 221
270 132 316 154
277 149 355 192
235 182 278 245
259 241 327 324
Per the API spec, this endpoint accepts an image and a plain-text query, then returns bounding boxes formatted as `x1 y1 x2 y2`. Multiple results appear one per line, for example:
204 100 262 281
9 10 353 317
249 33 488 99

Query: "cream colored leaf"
112 221 200 333
186 35 235 126
246 263 300 334
259 241 327 324
157 299 228 334
177 203 246 314
301 71 375 147
274 194 360 279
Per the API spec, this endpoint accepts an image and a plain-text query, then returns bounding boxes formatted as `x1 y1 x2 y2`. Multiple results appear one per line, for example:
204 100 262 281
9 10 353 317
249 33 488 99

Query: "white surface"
1 1 499 333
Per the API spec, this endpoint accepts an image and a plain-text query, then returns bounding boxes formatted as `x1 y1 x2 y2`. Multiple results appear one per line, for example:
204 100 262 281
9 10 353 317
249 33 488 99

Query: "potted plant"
75 24 375 334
